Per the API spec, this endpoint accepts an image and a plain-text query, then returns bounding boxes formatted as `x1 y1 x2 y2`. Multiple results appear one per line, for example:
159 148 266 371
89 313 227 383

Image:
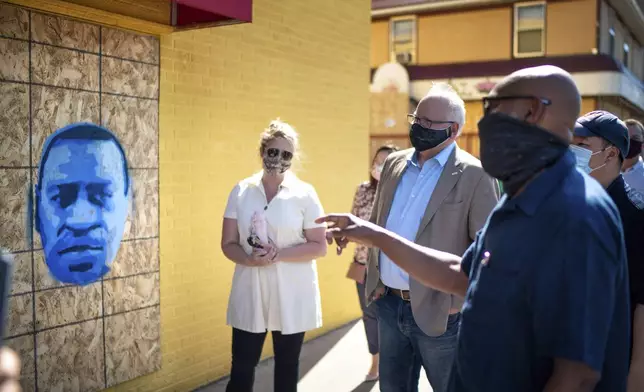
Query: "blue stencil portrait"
33 122 131 286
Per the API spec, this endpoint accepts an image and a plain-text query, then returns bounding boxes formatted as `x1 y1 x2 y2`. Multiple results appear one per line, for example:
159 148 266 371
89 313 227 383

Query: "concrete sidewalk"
196 320 432 392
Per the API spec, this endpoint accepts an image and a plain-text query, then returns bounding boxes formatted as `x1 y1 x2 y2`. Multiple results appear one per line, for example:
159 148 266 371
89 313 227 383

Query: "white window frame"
623 41 630 68
389 15 417 65
513 1 547 58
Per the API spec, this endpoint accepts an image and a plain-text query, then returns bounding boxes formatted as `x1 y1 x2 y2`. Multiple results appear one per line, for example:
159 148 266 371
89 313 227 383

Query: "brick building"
368 0 644 157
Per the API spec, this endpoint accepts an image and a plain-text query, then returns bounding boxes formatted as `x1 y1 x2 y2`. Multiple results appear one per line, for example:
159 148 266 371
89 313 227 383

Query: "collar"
623 157 644 173
504 150 576 216
249 170 297 190
408 142 456 169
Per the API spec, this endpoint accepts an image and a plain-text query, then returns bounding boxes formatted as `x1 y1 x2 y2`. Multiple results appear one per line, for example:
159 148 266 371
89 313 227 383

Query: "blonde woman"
221 120 327 392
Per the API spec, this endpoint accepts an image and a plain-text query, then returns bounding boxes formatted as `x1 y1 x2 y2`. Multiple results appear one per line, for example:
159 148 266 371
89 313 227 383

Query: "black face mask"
409 123 451 152
626 139 643 159
478 113 569 196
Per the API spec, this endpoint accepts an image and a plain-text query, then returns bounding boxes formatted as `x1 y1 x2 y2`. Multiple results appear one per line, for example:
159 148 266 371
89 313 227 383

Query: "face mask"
626 139 643 159
478 113 569 196
569 145 605 174
409 123 451 152
263 147 293 174
371 164 384 181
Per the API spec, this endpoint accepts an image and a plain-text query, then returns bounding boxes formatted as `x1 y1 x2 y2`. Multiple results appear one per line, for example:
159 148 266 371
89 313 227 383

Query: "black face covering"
478 113 569 196
626 139 643 159
409 123 451 152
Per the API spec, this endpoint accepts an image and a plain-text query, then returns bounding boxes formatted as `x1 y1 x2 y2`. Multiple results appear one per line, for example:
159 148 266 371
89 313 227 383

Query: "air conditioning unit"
396 52 412 64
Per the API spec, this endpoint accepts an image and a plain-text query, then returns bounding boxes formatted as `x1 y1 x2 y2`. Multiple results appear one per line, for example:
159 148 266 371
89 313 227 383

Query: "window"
623 42 630 67
514 2 546 57
608 28 616 57
390 16 416 65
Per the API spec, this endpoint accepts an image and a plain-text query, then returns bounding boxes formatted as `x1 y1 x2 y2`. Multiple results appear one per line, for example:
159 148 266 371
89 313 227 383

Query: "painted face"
36 139 129 285
262 137 294 174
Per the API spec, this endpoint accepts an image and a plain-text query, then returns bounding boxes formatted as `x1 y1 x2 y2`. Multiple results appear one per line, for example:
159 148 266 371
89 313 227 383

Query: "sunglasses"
482 96 552 115
266 148 293 161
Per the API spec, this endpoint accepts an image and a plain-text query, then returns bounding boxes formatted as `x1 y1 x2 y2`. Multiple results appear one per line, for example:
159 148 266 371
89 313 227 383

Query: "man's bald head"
487 65 581 142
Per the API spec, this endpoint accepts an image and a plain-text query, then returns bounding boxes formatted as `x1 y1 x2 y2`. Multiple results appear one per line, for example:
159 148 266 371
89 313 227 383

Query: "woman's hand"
247 243 278 267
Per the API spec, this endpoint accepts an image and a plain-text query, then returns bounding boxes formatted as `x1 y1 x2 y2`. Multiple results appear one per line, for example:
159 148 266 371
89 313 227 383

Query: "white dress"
223 171 325 335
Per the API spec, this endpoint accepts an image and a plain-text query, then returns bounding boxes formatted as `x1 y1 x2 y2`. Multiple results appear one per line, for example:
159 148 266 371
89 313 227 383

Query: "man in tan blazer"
365 83 499 392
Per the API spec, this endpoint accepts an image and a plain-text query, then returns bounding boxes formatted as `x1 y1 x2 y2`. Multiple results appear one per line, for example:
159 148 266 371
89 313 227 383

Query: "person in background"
318 65 630 392
622 119 644 194
0 347 21 392
365 83 498 392
221 120 327 392
345 144 399 382
569 111 644 392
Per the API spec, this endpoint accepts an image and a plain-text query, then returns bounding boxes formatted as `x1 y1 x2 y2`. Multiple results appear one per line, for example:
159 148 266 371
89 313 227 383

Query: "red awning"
172 0 252 28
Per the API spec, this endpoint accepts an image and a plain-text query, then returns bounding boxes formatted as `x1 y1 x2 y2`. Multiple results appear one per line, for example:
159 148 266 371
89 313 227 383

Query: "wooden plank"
5 0 173 35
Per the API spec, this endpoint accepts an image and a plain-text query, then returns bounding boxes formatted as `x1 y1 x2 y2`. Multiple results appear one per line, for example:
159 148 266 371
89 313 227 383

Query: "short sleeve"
303 186 325 230
461 229 482 278
531 221 622 372
223 184 240 219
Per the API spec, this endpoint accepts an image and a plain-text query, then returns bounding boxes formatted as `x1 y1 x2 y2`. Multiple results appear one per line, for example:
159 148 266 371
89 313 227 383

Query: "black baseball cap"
573 110 630 159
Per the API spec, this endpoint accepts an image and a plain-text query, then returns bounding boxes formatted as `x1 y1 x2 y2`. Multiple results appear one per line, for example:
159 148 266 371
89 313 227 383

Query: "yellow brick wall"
108 1 370 391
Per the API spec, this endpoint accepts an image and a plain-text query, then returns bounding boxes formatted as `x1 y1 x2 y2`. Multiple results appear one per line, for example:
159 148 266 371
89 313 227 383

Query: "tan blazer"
365 145 499 337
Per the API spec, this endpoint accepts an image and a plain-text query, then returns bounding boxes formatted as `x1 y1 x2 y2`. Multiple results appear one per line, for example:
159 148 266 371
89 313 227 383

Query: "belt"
387 287 411 301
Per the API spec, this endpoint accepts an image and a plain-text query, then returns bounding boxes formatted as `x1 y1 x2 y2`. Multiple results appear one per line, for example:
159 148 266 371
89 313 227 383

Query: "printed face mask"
569 145 605 174
477 112 569 195
263 147 293 174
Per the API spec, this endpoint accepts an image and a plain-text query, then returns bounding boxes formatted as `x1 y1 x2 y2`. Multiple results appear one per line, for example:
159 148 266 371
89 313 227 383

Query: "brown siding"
458 97 598 157
371 20 390 68
546 0 598 56
417 7 512 65
581 97 598 115
62 0 171 25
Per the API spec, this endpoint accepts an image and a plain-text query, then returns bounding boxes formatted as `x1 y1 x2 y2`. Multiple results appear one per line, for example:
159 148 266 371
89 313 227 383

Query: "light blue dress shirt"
623 157 644 195
379 142 456 290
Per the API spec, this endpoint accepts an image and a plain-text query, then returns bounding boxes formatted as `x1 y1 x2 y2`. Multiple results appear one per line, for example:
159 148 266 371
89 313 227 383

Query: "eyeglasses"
407 114 455 130
482 96 552 115
266 148 293 161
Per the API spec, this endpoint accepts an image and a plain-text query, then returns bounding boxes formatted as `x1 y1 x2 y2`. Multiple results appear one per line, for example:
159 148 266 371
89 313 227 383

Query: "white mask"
371 164 384 181
569 145 605 174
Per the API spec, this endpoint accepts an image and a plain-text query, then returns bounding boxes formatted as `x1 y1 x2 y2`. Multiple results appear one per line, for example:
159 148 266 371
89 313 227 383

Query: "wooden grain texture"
0 2 28 39
7 293 33 337
104 272 159 315
102 56 158 98
0 38 28 81
104 306 161 387
0 168 29 252
108 238 159 278
101 93 159 168
3 0 172 35
36 319 105 392
9 251 32 295
0 82 29 166
31 11 99 52
31 85 100 166
102 26 159 63
35 282 102 330
31 43 99 90
123 169 159 240
63 0 171 26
